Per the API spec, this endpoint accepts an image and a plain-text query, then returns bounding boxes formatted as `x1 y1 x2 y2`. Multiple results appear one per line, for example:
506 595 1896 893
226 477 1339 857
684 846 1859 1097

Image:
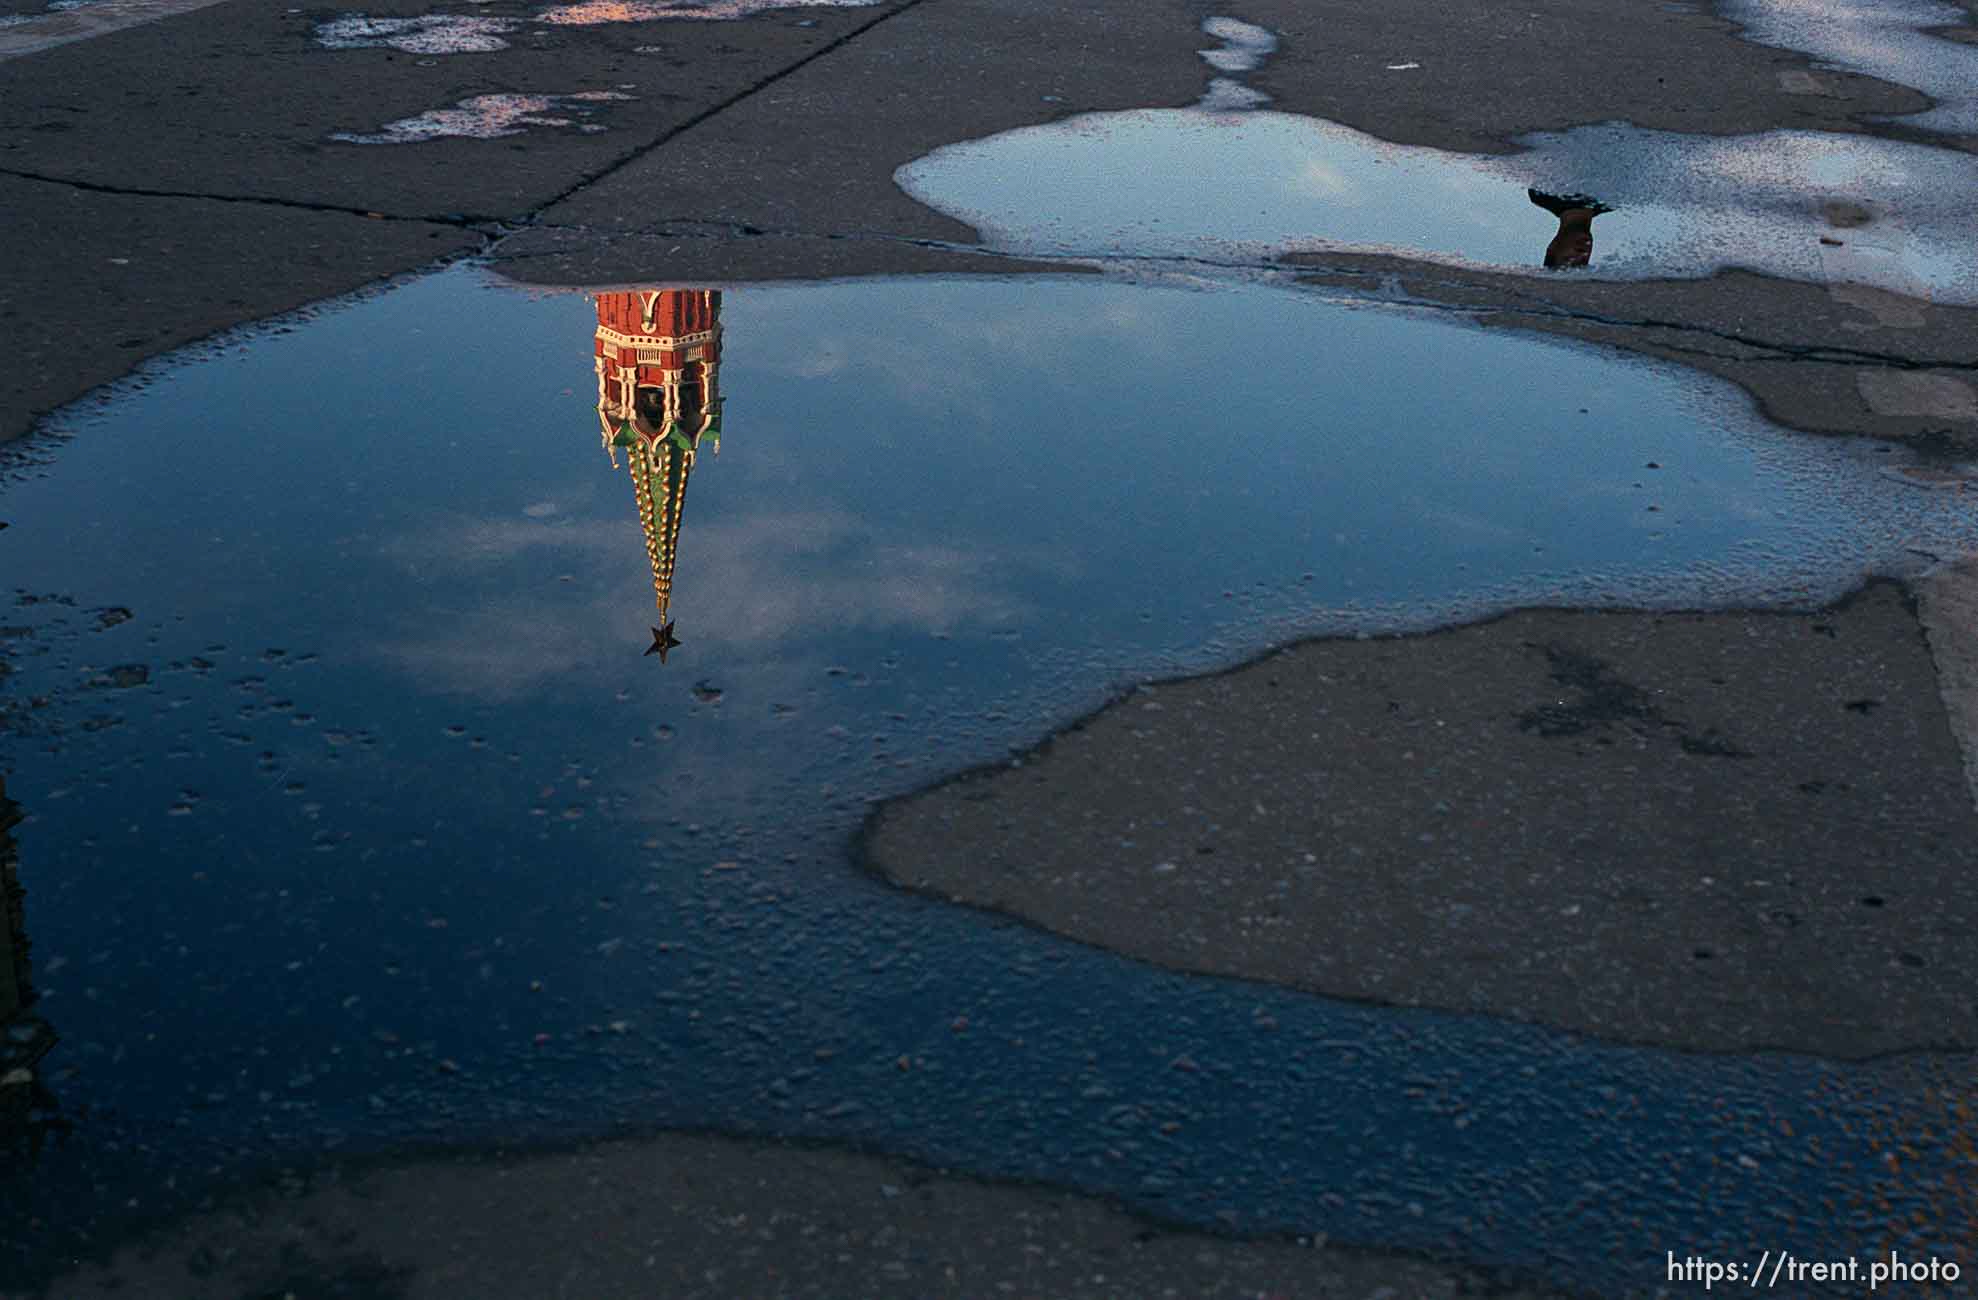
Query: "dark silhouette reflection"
1 777 62 1165
592 290 724 661
1528 188 1614 268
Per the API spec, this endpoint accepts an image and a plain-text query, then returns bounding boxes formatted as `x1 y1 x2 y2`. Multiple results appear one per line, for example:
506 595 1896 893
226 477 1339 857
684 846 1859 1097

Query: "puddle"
331 89 632 143
897 108 1978 302
1722 0 1978 134
1196 15 1274 111
900 14 1978 300
1198 14 1275 70
313 0 876 52
314 13 517 53
2 268 1974 1291
537 0 878 22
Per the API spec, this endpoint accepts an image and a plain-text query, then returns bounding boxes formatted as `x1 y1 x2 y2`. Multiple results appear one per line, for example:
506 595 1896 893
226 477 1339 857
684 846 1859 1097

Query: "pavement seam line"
530 0 937 216
0 165 500 227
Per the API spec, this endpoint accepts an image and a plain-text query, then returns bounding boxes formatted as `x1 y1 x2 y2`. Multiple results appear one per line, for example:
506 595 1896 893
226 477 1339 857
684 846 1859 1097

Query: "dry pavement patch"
23 1133 1572 1300
866 583 1978 1058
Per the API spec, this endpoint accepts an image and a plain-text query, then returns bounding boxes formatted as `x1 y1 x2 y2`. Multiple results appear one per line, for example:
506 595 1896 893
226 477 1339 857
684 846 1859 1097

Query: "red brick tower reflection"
593 290 723 661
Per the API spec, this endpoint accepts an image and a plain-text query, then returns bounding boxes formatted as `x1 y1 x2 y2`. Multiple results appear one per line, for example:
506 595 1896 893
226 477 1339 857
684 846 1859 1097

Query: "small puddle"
314 0 876 53
1722 0 1978 134
1196 15 1275 110
1198 14 1275 71
898 110 1978 303
537 0 877 22
314 13 517 53
2 268 1973 1291
331 89 633 143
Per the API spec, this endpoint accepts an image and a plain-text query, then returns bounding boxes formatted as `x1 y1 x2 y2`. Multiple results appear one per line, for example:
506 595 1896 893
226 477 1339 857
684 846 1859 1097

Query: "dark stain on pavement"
1517 642 1660 737
1519 640 1755 756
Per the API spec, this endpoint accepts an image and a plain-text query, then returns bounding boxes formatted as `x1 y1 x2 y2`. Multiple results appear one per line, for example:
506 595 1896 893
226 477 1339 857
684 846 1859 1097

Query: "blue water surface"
1 267 1973 1293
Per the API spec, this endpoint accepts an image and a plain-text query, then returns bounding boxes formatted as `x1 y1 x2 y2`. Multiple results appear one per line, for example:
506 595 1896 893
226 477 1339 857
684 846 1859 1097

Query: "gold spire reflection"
593 290 723 659
1528 188 1614 268
1 776 60 1158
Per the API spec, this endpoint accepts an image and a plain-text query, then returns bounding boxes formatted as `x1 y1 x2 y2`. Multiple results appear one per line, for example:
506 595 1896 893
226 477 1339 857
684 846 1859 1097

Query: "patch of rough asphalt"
864 582 1978 1059
18 1133 1572 1300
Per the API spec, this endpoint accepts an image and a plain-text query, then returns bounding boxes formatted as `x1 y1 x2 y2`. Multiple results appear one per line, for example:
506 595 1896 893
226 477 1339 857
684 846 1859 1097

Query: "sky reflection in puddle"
331 89 632 143
315 0 875 53
538 0 876 23
2 268 1974 1289
314 13 517 53
898 110 1978 303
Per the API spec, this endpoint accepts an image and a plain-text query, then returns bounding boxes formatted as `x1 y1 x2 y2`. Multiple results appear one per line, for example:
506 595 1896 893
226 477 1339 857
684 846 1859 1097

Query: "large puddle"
2 268 1974 1290
897 110 1978 303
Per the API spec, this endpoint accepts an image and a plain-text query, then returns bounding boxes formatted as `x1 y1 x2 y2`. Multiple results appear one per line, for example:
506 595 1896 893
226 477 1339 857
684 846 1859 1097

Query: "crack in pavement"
0 165 506 228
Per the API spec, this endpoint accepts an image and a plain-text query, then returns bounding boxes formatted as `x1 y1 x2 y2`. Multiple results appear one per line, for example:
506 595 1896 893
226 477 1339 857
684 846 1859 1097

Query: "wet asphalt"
2 0 1977 1296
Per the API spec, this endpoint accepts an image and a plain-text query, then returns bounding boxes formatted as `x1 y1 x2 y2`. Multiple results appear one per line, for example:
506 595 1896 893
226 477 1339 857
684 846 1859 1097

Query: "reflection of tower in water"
594 290 723 661
1 776 60 1156
1528 188 1613 268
